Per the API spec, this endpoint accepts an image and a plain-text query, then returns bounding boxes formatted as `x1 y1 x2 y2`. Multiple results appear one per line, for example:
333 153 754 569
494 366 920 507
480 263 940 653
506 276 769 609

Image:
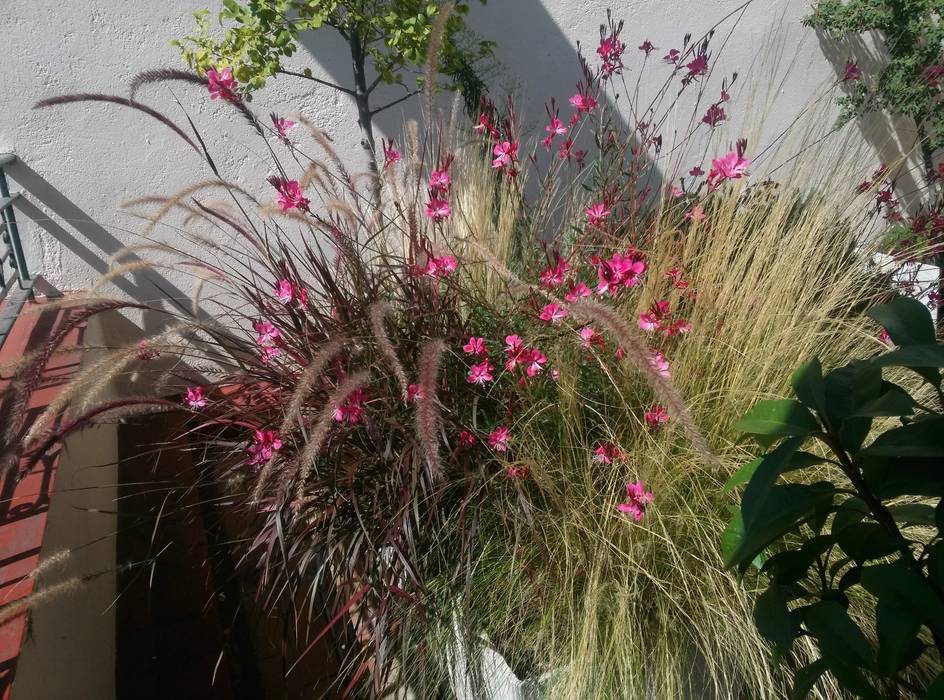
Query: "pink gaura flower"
458 429 477 447
423 254 457 278
492 141 518 169
429 168 450 193
707 143 750 190
877 327 893 346
382 138 401 167
666 266 689 289
521 348 548 377
597 31 625 79
268 177 310 212
550 368 560 381
540 254 571 288
585 202 611 226
206 66 239 101
467 360 495 385
645 403 670 430
406 383 423 402
595 250 647 296
638 40 656 56
425 197 451 221
505 465 529 478
274 278 295 303
592 442 623 464
670 185 685 198
334 388 365 424
689 165 705 177
579 326 605 350
545 116 568 137
618 481 654 521
463 336 487 356
260 345 280 365
685 205 706 222
565 282 592 302
247 429 282 467
663 48 680 64
842 60 862 82
539 303 569 323
702 104 726 127
504 334 524 356
185 386 206 409
684 54 709 83
254 320 280 346
488 426 510 452
569 91 598 114
648 349 671 378
271 113 296 142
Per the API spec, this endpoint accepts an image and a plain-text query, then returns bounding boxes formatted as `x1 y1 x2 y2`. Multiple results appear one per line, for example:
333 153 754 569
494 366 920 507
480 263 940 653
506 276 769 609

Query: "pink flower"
260 345 280 364
550 368 560 381
569 91 598 114
617 481 654 521
185 386 206 409
663 48 680 64
666 266 689 289
877 327 893 346
405 383 422 402
670 185 685 198
267 177 310 212
648 349 671 378
492 141 518 169
458 429 477 447
665 319 692 336
467 360 495 385
579 326 604 350
274 278 295 303
271 113 296 142
247 429 282 467
645 403 670 430
423 254 457 278
505 465 529 478
254 320 280 346
463 336 487 356
333 388 365 424
638 40 656 56
842 60 862 82
539 303 569 323
592 442 623 464
382 138 401 167
585 202 611 226
521 348 548 377
545 117 568 137
685 205 706 222
488 426 510 452
540 255 571 288
206 66 239 101
597 31 625 79
425 197 451 221
429 168 450 193
564 282 592 302
595 251 647 296
706 146 750 191
689 165 704 177
702 104 726 127
504 334 524 355
638 312 659 332
684 55 709 82
925 65 944 90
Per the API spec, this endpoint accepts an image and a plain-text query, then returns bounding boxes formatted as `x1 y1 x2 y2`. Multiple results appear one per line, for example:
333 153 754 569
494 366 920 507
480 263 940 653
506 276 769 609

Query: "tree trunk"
348 30 383 210
918 131 942 334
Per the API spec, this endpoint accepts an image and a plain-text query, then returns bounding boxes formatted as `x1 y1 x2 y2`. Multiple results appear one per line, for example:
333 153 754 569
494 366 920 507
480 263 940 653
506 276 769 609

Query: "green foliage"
173 0 494 105
804 0 944 153
725 296 944 697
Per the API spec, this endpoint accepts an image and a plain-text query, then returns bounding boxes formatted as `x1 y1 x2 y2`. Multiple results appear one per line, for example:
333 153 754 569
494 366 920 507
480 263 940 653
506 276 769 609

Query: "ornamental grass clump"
18 9 893 698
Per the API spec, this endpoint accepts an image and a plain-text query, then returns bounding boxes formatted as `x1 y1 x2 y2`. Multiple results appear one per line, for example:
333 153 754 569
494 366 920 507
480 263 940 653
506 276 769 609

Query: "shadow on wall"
813 29 927 209
6 160 190 338
292 0 664 198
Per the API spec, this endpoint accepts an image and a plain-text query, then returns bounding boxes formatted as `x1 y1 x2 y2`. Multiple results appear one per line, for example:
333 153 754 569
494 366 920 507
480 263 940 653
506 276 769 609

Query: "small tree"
804 0 944 326
174 0 493 189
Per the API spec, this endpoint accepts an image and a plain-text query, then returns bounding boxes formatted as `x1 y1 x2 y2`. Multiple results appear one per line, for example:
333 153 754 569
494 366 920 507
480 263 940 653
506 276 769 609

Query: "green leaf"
792 358 826 415
862 417 944 457
850 383 915 417
762 535 835 585
789 659 828 700
875 599 922 676
924 672 944 699
887 503 936 527
866 296 935 347
742 437 806 529
754 585 799 653
860 561 944 638
722 451 825 493
736 400 820 438
831 496 869 536
836 522 901 563
823 360 883 425
871 344 944 369
863 456 944 499
803 600 874 669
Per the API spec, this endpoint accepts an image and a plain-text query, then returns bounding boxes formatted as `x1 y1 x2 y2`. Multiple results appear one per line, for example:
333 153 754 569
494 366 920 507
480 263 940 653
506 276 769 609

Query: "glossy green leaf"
789 659 828 700
723 451 825 493
736 400 819 437
860 561 944 638
762 535 835 585
836 522 902 563
742 437 806 529
754 585 799 653
862 417 944 457
851 383 915 417
866 296 935 347
803 600 874 669
792 358 826 415
887 503 936 527
875 599 922 676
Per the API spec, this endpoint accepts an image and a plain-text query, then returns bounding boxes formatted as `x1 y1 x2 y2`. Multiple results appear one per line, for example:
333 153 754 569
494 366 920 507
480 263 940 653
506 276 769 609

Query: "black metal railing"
0 153 33 348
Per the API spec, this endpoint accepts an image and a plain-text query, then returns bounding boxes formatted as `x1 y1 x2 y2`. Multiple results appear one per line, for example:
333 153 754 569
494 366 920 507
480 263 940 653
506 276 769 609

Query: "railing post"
0 155 30 288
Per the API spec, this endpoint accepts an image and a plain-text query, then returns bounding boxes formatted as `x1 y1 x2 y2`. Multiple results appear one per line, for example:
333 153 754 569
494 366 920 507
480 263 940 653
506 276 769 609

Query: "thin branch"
370 88 422 116
366 74 384 95
277 69 354 95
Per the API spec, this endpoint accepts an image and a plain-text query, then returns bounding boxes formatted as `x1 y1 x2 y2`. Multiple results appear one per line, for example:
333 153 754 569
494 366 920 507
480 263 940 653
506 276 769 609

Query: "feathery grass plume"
0 577 83 626
27 550 71 580
252 338 347 499
369 302 410 401
423 3 453 119
289 113 356 193
89 260 161 295
33 94 201 153
295 370 371 502
123 179 258 235
415 339 446 480
572 298 715 463
127 67 206 100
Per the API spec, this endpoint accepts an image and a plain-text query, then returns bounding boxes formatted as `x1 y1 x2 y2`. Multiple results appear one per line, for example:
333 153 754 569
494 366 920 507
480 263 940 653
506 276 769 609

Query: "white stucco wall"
1 0 883 313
